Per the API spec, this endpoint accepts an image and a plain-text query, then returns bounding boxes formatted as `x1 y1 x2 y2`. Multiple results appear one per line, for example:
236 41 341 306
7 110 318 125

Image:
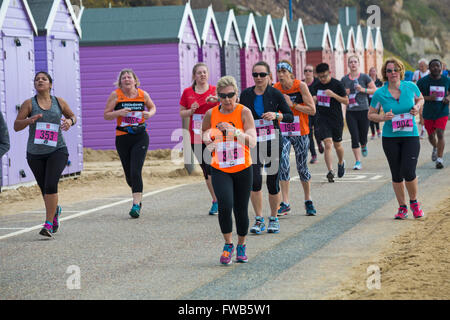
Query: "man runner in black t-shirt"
312 63 349 182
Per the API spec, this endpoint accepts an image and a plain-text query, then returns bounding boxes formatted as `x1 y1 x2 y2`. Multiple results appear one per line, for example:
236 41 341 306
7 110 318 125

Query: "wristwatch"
234 129 242 137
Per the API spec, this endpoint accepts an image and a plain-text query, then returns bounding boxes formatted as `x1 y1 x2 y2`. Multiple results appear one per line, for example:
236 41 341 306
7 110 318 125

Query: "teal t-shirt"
417 75 450 120
370 81 421 137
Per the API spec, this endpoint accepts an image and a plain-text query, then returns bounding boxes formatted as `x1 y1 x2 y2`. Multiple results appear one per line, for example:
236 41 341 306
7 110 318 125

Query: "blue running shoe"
277 202 291 216
353 161 362 170
52 205 62 233
250 217 266 234
267 216 280 233
305 201 317 216
220 243 234 265
209 201 218 215
129 203 141 218
236 244 248 263
361 146 368 157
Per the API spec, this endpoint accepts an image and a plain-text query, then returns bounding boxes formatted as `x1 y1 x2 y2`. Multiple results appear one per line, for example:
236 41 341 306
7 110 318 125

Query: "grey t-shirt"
341 73 373 111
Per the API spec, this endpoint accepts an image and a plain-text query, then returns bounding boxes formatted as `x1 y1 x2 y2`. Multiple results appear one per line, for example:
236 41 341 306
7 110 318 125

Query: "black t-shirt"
312 78 347 122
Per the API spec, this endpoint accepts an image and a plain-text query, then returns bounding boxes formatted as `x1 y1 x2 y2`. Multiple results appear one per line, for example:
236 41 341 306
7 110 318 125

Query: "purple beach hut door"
3 35 35 186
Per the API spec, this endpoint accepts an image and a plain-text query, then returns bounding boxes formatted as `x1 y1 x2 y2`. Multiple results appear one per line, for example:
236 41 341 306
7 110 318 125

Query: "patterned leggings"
279 135 311 182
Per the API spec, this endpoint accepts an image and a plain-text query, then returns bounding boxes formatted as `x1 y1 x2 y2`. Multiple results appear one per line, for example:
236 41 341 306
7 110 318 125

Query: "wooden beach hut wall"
363 26 376 74
192 6 222 85
329 24 346 80
236 13 262 90
254 14 278 82
273 16 294 81
29 0 83 177
354 25 366 74
305 23 334 77
341 25 356 74
214 9 242 89
79 3 201 151
0 0 37 188
288 18 308 80
372 27 384 78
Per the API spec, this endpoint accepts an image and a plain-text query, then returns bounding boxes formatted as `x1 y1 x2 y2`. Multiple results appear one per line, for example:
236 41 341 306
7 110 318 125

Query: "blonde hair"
381 57 405 82
347 55 360 64
114 69 140 88
216 76 239 96
192 62 209 88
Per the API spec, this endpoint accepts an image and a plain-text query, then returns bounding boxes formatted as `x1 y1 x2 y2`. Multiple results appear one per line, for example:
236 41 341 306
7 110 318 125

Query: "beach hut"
214 9 242 89
305 23 334 76
273 16 294 79
362 26 376 74
192 6 222 85
288 18 308 80
235 13 262 90
354 25 366 74
0 0 37 188
341 25 356 74
254 14 278 81
371 27 384 77
79 3 201 151
28 0 83 177
329 25 346 80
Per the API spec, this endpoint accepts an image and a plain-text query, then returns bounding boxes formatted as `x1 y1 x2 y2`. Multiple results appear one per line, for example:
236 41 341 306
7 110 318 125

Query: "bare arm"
56 97 76 131
143 91 157 119
293 82 316 115
104 91 130 120
14 99 41 132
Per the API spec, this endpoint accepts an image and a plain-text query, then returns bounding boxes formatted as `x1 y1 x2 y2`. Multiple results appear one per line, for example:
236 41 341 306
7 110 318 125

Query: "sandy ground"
1 148 449 299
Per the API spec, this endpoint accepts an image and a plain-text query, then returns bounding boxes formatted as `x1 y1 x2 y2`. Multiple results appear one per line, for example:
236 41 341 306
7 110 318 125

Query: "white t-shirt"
412 70 430 82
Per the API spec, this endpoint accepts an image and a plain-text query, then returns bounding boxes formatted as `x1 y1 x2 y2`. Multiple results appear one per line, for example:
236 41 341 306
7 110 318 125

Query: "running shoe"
337 160 346 178
420 128 426 139
353 161 362 170
318 142 324 154
377 130 381 138
129 203 141 218
52 205 62 233
410 202 424 219
436 158 444 169
326 170 335 183
361 146 368 157
39 221 53 237
431 147 438 162
394 206 408 220
250 217 266 234
305 201 317 216
371 134 375 140
209 201 218 215
310 155 317 164
220 243 234 265
277 202 291 216
267 216 280 233
235 244 248 263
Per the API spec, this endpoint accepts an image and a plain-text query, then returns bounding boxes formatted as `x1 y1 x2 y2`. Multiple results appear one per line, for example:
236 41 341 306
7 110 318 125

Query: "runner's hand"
61 118 72 131
28 114 43 125
261 112 277 121
116 108 131 117
190 102 200 115
410 105 419 116
324 90 336 98
206 95 218 104
283 94 293 107
143 111 152 120
384 109 394 121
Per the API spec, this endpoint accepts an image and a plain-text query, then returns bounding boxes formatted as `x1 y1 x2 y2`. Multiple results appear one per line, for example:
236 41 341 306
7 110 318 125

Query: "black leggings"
370 121 380 135
382 136 420 183
308 114 321 156
27 149 68 195
251 139 281 195
191 143 211 180
211 166 253 237
116 132 149 193
346 110 369 149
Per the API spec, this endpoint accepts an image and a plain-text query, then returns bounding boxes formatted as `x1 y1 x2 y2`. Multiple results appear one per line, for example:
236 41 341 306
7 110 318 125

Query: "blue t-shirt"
370 81 421 137
254 94 264 117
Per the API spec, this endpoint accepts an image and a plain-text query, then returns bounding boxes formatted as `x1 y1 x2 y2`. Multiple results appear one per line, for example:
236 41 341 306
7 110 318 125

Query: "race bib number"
317 90 331 107
255 119 275 142
34 122 59 147
192 114 204 135
392 113 414 132
280 116 301 136
430 86 445 102
348 93 358 108
121 111 143 127
217 141 245 168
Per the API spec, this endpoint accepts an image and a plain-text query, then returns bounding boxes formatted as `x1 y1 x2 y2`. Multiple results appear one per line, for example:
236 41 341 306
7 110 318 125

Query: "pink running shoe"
410 202 424 219
394 207 408 220
220 244 234 265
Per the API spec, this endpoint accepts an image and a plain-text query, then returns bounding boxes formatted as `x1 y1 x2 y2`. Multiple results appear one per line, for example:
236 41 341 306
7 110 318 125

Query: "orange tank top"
273 80 310 136
210 104 252 173
115 88 146 136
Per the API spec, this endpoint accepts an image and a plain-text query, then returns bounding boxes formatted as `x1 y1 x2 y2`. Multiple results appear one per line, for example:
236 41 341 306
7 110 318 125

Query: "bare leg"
251 191 263 217
392 181 407 206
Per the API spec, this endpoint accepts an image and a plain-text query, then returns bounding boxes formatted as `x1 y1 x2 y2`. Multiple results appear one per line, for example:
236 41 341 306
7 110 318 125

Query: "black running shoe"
39 227 52 238
327 170 335 183
337 160 346 178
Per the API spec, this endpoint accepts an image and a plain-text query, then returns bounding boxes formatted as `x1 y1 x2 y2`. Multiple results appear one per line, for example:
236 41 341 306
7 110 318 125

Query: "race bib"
255 119 275 142
348 93 358 108
280 116 300 136
392 113 414 132
217 141 245 168
34 122 59 147
317 90 331 107
192 114 204 135
120 111 143 127
430 86 445 102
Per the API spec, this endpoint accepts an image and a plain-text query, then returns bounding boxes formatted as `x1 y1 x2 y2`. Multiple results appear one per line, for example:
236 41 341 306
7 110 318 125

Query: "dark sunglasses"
386 68 399 73
218 92 236 99
252 72 269 78
304 69 313 72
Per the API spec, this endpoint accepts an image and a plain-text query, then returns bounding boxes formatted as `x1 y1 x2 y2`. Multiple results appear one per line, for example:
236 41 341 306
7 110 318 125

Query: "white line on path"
0 184 188 241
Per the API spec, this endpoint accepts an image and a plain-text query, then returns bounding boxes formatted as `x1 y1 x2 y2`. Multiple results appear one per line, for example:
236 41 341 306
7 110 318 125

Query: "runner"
341 56 377 170
14 71 76 237
0 111 9 158
368 67 383 140
202 75 256 264
412 58 430 139
368 57 425 220
303 63 323 163
417 59 450 169
179 63 219 215
312 63 348 182
273 60 317 216
239 61 294 235
104 69 156 218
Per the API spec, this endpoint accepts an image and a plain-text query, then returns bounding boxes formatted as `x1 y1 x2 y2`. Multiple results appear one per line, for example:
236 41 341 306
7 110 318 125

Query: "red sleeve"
179 87 192 108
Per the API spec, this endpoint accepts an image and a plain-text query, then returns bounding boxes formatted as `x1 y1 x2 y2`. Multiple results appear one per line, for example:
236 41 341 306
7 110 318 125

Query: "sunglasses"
304 69 313 73
252 72 269 78
218 92 236 99
386 68 399 74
